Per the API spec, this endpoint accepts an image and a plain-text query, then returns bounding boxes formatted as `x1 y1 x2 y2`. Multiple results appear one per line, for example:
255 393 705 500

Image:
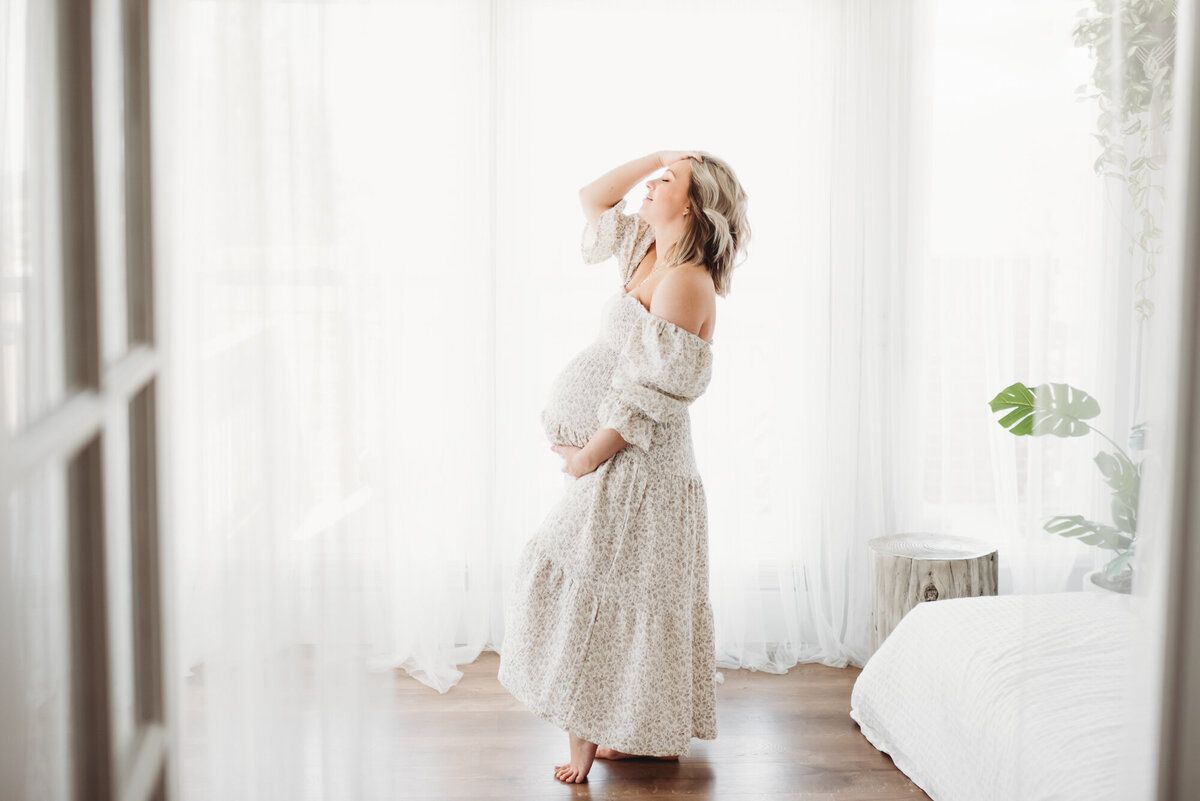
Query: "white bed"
849 592 1152 801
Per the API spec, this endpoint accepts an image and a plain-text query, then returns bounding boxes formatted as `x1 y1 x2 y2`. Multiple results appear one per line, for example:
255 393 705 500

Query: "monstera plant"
989 382 1141 593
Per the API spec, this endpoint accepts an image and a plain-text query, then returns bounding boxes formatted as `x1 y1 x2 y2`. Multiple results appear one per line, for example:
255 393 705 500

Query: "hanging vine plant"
1073 0 1176 321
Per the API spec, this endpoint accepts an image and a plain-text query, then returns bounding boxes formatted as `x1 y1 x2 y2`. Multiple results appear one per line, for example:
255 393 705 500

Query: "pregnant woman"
497 150 751 784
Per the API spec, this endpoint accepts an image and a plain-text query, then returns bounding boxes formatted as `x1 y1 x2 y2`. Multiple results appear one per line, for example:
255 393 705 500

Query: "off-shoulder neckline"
621 229 714 347
619 292 715 347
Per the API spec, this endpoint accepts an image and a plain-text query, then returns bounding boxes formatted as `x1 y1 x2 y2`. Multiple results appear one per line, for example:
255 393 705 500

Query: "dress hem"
499 539 720 757
496 667 716 758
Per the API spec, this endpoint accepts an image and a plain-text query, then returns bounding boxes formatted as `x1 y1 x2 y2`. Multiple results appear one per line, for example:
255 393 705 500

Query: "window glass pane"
0 0 67 435
1 458 74 801
93 0 129 365
104 409 137 769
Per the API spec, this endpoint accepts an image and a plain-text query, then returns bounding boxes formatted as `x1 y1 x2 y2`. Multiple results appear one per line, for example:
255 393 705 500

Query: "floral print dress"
497 198 719 757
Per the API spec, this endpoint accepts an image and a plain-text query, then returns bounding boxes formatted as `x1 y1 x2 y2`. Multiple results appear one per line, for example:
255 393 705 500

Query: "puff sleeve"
581 198 651 284
595 312 714 453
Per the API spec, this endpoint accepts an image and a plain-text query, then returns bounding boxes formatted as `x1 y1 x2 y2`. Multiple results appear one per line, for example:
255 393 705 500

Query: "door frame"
0 0 172 798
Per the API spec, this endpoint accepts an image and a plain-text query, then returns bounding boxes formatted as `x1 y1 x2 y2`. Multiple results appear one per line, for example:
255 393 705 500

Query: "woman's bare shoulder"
649 266 716 338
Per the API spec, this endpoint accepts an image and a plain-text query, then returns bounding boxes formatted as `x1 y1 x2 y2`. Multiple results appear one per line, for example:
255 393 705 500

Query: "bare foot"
553 732 598 783
595 746 680 761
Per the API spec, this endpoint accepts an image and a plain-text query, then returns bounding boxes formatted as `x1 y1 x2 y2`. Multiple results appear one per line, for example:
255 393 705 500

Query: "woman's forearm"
578 152 662 209
581 427 628 470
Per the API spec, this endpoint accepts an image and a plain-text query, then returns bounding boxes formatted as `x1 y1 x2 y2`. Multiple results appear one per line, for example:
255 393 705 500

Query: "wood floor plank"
183 650 929 800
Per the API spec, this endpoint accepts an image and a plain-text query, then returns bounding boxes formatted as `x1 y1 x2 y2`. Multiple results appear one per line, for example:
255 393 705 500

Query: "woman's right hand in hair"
657 150 704 168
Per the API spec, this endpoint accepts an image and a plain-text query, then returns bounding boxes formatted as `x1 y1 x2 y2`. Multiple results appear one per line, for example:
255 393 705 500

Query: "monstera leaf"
991 380 1142 583
989 382 1101 437
1043 514 1134 552
1095 450 1141 534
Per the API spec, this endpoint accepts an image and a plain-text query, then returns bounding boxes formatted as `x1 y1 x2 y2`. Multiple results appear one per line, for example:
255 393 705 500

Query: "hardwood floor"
389 652 928 800
182 650 929 800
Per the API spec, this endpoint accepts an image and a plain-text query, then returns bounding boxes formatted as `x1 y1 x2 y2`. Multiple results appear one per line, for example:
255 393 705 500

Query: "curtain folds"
704 0 929 671
146 0 1182 797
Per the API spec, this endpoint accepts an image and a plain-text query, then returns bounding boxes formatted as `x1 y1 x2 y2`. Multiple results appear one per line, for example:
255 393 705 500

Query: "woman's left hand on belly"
550 443 599 479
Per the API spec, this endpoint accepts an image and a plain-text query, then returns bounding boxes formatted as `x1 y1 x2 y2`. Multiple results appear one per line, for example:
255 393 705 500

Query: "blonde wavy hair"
659 152 750 297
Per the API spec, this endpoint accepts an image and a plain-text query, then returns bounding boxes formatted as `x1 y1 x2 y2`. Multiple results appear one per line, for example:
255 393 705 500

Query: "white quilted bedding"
849 592 1150 801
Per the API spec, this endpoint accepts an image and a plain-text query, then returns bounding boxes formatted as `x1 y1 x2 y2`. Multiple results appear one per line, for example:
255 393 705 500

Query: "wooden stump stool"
868 533 998 656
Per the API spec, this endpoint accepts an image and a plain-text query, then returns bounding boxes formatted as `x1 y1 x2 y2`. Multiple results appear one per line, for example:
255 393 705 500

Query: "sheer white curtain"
155 1 498 794
913 3 1118 598
150 0 1184 796
699 0 931 670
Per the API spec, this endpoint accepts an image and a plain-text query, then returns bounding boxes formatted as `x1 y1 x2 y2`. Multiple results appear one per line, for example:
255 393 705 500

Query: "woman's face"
640 160 692 227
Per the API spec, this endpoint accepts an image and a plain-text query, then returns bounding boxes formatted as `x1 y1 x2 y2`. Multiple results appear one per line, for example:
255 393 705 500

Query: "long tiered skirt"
497 429 718 757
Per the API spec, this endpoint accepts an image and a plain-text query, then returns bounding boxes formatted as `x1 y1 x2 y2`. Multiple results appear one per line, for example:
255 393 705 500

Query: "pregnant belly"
541 342 617 449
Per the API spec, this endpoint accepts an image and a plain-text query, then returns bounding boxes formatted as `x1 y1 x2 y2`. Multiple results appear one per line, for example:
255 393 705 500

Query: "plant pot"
1084 568 1132 594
